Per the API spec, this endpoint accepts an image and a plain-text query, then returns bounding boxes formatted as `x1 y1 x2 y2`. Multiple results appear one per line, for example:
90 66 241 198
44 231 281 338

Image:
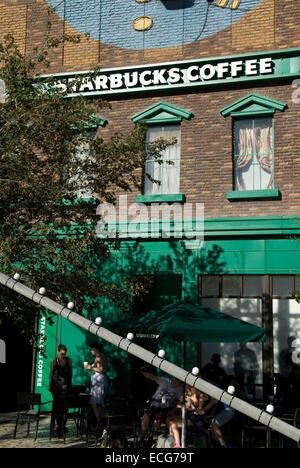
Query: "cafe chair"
186 410 219 448
186 421 214 448
14 392 52 440
241 414 272 448
93 396 135 448
278 408 300 448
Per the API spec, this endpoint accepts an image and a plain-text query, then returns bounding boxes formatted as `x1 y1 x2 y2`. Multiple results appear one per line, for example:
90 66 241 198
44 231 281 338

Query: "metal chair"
186 410 219 448
14 392 52 440
93 396 135 448
278 408 300 448
186 423 214 448
241 414 271 448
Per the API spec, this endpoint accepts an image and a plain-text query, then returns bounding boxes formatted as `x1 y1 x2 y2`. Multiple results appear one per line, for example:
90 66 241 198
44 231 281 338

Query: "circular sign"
44 0 264 50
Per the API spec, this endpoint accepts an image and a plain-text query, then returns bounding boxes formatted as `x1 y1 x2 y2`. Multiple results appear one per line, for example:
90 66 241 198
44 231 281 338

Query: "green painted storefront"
34 216 300 407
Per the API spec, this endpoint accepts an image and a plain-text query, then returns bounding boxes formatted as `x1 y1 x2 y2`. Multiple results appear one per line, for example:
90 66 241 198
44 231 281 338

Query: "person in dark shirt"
49 344 72 436
203 353 227 386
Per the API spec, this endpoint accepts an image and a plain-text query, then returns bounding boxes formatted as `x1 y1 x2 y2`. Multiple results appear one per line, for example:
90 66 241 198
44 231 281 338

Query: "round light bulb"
192 367 200 376
39 287 46 295
127 332 134 341
67 302 74 310
227 385 236 395
266 404 274 414
158 349 166 359
95 317 102 326
13 273 20 281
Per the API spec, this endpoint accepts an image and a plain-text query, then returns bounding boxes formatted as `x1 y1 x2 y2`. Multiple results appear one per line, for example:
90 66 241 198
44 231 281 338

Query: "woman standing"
84 341 108 429
48 344 72 436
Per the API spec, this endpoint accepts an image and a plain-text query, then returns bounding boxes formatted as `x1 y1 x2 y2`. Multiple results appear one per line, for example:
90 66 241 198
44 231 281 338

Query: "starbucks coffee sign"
40 48 300 97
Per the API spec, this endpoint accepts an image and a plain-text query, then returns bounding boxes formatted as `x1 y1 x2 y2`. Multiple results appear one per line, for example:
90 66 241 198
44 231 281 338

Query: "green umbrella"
113 300 266 344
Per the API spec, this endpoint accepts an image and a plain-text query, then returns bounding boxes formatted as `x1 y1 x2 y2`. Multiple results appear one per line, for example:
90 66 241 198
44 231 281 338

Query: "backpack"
155 434 175 448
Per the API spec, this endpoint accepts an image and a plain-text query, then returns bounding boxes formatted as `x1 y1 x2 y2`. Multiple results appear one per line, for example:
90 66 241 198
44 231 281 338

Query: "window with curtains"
73 130 97 199
143 125 181 196
233 117 274 191
63 115 107 200
61 129 97 199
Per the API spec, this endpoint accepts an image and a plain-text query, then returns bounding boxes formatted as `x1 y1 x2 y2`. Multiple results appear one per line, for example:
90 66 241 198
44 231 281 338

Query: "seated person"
211 374 247 448
139 369 183 443
166 383 218 448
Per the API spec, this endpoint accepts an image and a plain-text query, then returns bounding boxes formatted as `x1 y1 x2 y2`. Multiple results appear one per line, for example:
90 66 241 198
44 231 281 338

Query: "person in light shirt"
139 370 183 445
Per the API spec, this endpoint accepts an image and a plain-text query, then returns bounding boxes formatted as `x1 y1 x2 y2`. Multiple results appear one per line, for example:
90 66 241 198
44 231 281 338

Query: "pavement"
1 411 296 449
0 412 198 449
0 412 96 448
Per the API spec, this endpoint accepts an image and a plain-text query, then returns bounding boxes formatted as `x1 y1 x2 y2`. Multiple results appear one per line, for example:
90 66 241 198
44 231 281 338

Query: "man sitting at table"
139 369 183 446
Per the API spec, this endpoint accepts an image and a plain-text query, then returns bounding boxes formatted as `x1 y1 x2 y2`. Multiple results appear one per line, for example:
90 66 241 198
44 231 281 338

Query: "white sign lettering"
51 57 273 97
36 317 46 388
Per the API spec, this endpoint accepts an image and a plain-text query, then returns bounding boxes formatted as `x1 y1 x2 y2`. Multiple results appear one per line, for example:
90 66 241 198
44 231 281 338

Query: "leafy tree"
0 29 172 345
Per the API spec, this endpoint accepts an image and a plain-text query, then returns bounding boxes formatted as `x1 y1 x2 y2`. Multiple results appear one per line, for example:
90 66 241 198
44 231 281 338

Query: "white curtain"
144 125 181 195
144 126 162 195
234 118 273 191
71 130 97 198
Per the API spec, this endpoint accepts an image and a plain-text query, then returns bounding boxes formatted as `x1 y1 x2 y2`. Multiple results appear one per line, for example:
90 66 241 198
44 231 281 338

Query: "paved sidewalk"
0 413 90 448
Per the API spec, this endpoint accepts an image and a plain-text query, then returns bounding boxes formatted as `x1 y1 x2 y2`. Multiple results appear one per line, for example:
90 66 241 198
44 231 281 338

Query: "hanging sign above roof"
39 48 300 98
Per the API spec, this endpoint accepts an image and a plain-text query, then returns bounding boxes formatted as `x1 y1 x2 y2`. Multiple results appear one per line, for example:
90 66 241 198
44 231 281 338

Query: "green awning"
113 301 266 343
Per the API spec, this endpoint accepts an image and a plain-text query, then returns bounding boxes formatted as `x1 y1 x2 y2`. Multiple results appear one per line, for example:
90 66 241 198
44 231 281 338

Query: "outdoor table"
50 393 90 442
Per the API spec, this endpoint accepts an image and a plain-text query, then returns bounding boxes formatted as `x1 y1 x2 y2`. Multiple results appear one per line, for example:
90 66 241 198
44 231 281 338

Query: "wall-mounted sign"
40 48 300 98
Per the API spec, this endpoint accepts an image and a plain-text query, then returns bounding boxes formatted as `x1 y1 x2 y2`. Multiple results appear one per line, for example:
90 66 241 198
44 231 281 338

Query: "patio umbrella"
113 300 266 344
111 300 266 447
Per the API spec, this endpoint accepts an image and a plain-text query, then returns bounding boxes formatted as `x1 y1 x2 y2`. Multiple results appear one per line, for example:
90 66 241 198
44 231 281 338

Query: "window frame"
220 93 286 200
131 101 192 204
232 115 275 193
66 115 107 202
143 123 181 197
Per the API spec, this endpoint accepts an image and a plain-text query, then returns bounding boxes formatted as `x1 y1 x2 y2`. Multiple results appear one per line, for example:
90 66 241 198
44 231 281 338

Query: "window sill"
226 189 279 200
135 194 185 203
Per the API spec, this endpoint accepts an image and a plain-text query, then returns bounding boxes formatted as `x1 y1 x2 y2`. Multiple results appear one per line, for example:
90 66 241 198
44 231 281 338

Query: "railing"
0 270 299 446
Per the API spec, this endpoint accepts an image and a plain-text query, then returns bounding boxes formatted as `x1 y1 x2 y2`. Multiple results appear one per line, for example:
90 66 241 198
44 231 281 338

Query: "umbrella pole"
181 400 186 448
181 342 187 448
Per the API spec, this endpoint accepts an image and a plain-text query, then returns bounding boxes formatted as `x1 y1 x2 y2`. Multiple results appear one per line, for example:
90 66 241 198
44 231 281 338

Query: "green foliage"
0 30 170 343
